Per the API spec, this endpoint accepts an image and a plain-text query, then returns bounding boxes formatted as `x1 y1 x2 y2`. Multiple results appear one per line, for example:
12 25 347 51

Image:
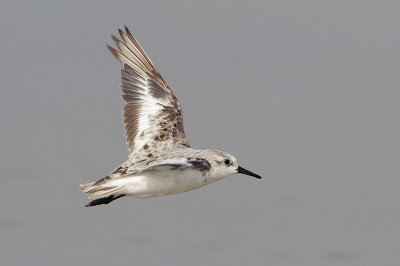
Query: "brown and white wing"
107 27 190 159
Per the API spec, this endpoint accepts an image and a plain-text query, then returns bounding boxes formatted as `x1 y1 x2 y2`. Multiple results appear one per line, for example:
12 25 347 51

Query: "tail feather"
80 182 95 192
80 179 127 207
88 186 126 199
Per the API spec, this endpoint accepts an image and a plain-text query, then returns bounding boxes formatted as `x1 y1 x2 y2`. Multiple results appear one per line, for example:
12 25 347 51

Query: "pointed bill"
237 166 262 179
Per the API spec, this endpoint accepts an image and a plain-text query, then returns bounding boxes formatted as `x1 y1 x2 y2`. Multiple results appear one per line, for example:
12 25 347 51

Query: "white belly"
109 169 213 198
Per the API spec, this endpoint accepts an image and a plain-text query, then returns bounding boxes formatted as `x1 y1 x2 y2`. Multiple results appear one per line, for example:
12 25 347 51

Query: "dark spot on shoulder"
143 144 149 150
191 158 212 172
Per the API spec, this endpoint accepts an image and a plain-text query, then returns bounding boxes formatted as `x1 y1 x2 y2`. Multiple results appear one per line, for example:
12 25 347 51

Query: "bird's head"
205 150 262 180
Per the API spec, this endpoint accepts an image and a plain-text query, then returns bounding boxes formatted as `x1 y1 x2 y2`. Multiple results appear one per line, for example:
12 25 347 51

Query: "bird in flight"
80 26 261 207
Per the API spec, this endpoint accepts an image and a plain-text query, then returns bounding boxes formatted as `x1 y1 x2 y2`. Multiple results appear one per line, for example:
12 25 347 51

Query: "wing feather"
108 27 190 159
147 158 211 173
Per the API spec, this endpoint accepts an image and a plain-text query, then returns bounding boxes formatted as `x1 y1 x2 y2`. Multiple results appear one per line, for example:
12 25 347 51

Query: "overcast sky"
1 1 399 265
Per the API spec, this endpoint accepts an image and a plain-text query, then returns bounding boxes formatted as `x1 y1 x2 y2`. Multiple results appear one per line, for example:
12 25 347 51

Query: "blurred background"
1 1 399 265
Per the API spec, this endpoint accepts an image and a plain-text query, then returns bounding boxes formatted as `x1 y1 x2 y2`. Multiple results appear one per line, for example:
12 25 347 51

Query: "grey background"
1 1 399 265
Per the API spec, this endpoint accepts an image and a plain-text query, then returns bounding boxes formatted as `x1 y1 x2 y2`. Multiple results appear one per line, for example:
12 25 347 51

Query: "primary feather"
107 26 189 160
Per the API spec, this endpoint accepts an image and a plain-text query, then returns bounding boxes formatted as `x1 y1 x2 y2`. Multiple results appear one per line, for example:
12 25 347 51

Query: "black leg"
85 194 125 207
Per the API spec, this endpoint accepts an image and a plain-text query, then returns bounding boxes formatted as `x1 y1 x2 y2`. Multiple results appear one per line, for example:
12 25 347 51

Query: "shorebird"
80 26 261 207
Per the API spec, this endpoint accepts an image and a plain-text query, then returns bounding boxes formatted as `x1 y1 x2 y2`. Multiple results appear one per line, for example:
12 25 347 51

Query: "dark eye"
224 159 231 165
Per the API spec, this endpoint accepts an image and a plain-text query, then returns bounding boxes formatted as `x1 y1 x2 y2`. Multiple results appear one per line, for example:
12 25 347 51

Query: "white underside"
105 169 222 198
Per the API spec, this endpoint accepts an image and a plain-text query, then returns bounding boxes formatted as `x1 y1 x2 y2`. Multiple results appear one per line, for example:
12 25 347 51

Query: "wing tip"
111 34 120 45
124 25 133 37
106 44 118 58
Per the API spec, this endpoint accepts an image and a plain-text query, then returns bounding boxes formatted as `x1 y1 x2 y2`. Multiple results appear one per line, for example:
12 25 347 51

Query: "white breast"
109 169 212 198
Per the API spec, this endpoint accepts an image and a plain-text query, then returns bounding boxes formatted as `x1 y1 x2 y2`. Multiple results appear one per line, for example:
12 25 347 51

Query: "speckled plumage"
80 27 261 207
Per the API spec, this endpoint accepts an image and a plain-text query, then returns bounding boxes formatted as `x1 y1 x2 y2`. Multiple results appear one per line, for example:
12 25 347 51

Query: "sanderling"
80 26 261 207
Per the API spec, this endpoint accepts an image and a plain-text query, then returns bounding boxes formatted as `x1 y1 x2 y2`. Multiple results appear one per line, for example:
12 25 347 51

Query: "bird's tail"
80 181 126 207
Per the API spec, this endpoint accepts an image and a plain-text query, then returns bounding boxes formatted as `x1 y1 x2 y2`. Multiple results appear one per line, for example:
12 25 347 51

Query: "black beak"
237 166 262 179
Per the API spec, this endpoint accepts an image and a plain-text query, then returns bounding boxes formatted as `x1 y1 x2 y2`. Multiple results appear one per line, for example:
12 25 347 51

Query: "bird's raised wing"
107 27 190 159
